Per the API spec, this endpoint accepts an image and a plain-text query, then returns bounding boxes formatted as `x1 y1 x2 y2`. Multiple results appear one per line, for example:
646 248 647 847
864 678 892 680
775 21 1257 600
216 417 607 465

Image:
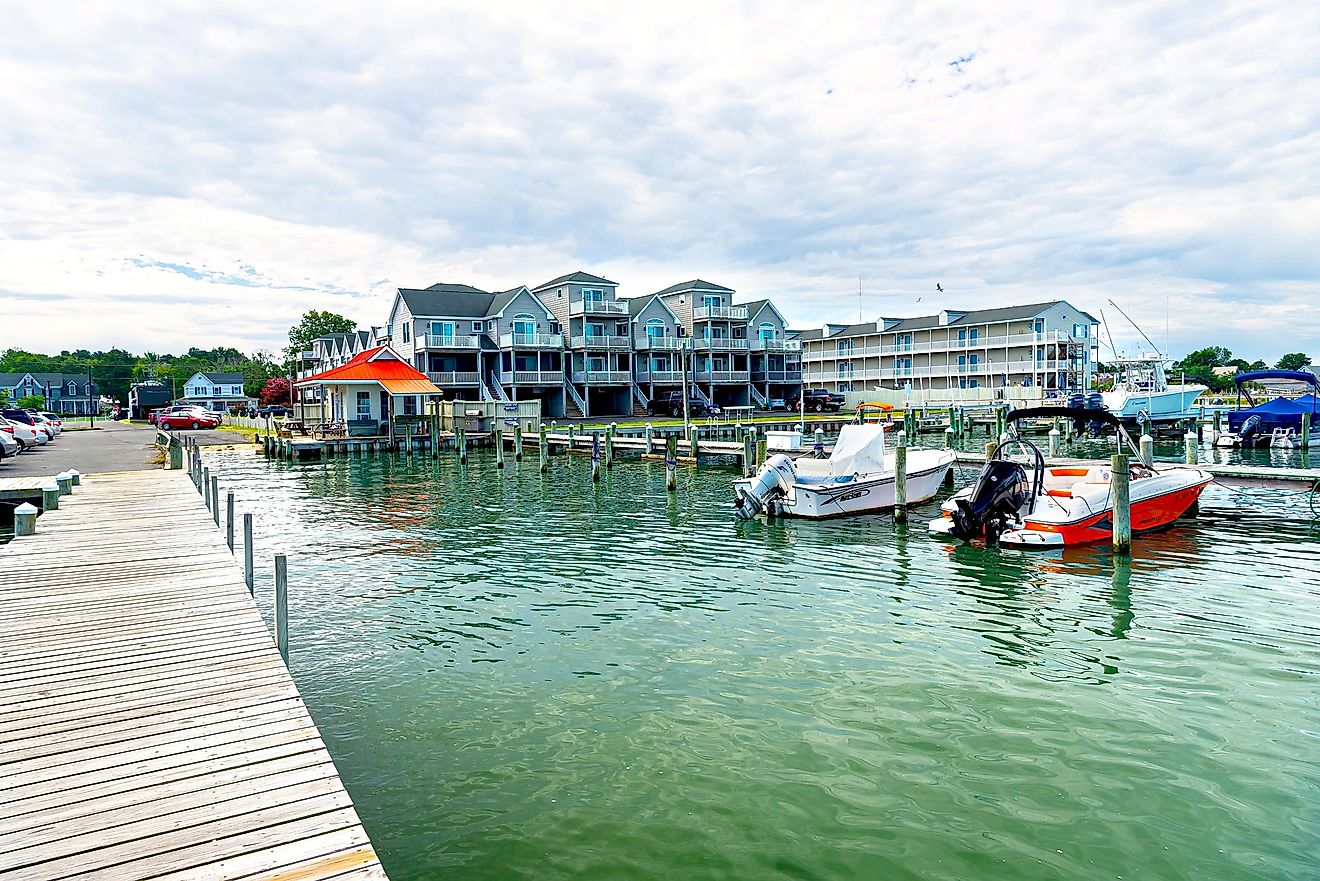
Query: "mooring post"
539 423 548 473
458 423 467 462
69 469 81 487
666 434 677 492
689 428 699 463
274 554 289 662
813 427 825 456
168 437 183 470
1139 433 1154 468
1213 409 1223 438
1184 431 1197 465
756 431 768 469
203 466 211 508
567 424 576 453
1048 427 1060 458
225 491 235 552
944 426 954 449
1302 411 1311 450
644 422 653 455
606 422 616 468
42 481 59 511
56 471 72 496
743 429 755 477
243 513 254 595
14 502 37 536
495 424 505 469
894 430 908 523
210 475 220 526
431 412 440 459
514 422 524 461
1111 454 1131 554
984 439 996 461
591 431 602 482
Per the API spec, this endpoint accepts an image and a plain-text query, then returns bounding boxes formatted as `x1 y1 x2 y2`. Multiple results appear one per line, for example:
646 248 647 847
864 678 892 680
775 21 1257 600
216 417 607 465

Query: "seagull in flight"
936 283 943 292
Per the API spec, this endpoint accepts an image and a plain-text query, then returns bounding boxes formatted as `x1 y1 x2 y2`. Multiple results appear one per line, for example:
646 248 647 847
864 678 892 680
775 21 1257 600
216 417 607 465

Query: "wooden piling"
644 422 654 454
756 433 768 469
606 422 615 468
1302 411 1311 450
1048 427 1060 458
689 430 699 463
274 553 289 662
984 439 996 461
743 430 755 477
944 426 954 449
210 475 220 526
894 430 908 523
1184 431 1197 465
56 471 72 496
495 425 505 468
243 512 254 595
1111 454 1131 554
14 502 37 536
539 423 549 473
203 466 211 508
42 481 59 511
226 491 235 552
514 422 524 461
458 423 467 462
168 438 183 470
1139 434 1154 467
591 431 602 482
666 435 677 492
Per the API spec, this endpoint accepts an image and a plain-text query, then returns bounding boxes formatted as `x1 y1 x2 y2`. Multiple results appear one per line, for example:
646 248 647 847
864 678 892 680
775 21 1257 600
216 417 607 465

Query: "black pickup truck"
647 391 719 418
793 389 846 412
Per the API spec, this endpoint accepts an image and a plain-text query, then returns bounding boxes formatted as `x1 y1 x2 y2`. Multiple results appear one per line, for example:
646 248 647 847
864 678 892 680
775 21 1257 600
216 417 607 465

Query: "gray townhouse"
0 372 98 414
534 271 633 417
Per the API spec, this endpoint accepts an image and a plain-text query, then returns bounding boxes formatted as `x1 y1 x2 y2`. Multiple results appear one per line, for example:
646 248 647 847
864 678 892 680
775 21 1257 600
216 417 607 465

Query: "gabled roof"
295 346 441 395
741 299 786 324
653 279 735 296
199 372 245 384
531 270 618 291
396 283 494 318
813 301 1096 339
624 293 679 323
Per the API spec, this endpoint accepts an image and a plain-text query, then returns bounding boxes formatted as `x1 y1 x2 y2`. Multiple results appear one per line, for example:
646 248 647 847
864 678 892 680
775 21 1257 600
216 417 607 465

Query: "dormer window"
68 381 77 394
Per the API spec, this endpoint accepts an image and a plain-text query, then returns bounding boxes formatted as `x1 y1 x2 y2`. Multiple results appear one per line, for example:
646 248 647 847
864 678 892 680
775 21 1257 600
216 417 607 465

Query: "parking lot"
0 420 248 478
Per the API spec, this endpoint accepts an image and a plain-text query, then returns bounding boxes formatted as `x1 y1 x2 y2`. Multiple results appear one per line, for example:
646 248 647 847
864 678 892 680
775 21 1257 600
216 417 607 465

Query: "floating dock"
0 470 388 880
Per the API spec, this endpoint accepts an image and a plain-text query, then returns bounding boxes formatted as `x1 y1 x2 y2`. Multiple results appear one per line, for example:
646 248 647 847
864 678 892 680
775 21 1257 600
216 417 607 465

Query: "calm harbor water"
207 445 1319 881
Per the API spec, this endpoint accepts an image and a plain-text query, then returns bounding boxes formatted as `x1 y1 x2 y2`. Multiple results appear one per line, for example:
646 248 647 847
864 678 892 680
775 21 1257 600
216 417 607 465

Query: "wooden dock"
0 470 388 880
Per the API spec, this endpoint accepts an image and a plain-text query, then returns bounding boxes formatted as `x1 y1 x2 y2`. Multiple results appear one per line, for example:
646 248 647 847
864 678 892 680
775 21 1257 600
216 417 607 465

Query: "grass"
571 413 856 430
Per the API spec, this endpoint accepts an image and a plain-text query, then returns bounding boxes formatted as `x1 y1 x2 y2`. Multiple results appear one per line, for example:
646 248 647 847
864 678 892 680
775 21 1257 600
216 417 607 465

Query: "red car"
158 410 222 430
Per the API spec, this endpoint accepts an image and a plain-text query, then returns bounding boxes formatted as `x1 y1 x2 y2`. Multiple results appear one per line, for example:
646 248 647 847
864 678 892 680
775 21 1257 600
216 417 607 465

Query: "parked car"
38 412 64 434
0 413 46 449
28 412 59 438
257 405 291 417
0 421 20 460
647 391 718 418
794 389 845 413
158 410 223 430
767 397 788 411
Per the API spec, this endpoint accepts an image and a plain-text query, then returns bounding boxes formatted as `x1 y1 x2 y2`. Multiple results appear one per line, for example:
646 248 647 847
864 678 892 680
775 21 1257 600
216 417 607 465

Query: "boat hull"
1101 386 1205 423
741 452 955 519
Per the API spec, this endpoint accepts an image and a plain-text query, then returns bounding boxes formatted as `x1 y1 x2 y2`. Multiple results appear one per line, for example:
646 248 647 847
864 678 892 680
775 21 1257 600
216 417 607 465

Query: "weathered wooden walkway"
0 470 388 880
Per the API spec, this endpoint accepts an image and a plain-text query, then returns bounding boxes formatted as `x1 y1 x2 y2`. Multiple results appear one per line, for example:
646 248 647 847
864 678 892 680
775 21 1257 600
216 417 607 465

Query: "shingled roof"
531 271 618 291
396 283 494 318
652 279 735 296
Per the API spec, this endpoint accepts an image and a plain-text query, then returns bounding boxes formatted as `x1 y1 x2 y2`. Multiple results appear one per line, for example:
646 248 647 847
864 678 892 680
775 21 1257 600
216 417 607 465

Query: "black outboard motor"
1238 414 1262 446
948 459 1030 543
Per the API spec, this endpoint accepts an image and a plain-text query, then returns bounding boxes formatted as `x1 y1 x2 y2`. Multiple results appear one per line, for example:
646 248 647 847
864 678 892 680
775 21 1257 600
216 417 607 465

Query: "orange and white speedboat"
929 407 1212 547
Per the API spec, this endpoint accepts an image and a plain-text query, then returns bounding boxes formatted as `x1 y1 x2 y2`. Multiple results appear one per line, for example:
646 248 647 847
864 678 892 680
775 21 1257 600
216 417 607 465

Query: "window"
758 322 775 342
512 313 536 338
646 318 666 339
969 379 979 388
586 321 605 338
836 339 851 355
1034 319 1044 335
969 354 979 369
402 396 417 415
957 329 966 346
472 321 482 332
403 324 410 343
581 288 603 307
430 321 453 338
587 356 606 372
68 381 77 394
356 391 371 418
702 294 721 310
550 321 561 334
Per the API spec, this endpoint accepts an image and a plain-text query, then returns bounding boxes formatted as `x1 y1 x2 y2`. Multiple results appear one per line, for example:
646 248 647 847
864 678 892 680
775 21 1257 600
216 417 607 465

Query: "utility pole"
88 365 95 427
681 340 691 441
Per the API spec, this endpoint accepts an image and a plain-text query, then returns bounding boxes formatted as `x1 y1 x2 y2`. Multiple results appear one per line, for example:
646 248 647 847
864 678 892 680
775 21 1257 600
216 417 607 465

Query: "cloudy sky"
2 1 1317 361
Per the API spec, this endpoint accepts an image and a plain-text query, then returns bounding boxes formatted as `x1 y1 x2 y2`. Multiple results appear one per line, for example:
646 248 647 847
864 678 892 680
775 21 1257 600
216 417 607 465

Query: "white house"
181 372 249 412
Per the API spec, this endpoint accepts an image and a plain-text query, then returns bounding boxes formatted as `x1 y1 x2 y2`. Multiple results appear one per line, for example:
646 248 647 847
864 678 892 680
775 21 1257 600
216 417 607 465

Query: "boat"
1100 354 1206 427
1213 370 1319 448
929 406 1211 547
733 423 956 519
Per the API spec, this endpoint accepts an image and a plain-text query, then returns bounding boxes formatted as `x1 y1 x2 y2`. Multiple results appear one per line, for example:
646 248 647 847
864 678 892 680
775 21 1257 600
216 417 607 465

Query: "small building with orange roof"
295 345 441 433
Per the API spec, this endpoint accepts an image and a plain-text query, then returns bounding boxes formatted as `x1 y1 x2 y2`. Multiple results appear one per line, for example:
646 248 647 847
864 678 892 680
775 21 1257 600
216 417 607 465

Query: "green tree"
286 310 356 364
1275 352 1312 371
16 394 45 409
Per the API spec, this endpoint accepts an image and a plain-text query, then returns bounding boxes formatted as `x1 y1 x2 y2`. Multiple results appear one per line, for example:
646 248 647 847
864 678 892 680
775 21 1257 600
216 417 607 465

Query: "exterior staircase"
631 381 650 417
748 385 768 408
691 384 714 408
488 373 510 402
564 381 588 418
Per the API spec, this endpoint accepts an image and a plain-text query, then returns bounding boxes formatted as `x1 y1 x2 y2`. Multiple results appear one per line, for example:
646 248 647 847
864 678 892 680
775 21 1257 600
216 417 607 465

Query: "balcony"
570 300 628 316
694 369 750 383
752 368 803 382
571 370 631 385
422 334 482 349
498 333 563 349
426 371 481 385
692 338 749 351
750 339 802 353
694 305 748 321
505 370 564 386
634 335 684 351
636 370 684 384
570 334 631 350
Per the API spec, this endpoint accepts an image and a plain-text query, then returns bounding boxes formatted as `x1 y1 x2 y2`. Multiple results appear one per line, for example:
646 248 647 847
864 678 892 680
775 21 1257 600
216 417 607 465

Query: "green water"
208 447 1320 881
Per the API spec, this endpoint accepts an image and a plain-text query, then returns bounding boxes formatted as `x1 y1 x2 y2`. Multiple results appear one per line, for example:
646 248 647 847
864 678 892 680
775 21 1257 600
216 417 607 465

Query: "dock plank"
0 470 388 880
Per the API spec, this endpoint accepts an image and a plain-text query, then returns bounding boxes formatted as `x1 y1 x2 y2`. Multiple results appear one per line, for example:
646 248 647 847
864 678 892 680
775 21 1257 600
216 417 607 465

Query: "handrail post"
243 513 254 595
274 554 289 662
226 491 235 552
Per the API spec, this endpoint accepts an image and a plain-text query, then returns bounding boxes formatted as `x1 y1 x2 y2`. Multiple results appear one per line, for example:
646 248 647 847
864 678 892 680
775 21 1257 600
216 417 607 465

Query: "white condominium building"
796 301 1099 395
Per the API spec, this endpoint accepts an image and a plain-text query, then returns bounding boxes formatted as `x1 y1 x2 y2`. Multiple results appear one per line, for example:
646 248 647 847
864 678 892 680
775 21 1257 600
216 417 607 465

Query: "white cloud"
2 0 1318 361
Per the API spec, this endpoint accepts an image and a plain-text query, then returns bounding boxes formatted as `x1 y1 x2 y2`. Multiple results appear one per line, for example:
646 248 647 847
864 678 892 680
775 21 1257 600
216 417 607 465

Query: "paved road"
0 421 250 478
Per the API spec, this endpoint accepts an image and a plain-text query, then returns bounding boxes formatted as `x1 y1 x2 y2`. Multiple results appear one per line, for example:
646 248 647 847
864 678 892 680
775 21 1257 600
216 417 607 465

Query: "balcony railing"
634 335 684 351
694 305 749 321
426 371 481 385
750 339 802 352
570 334 631 350
498 333 563 349
571 370 631 385
804 331 1069 360
692 338 749 351
422 334 482 349
505 370 564 385
752 369 804 382
569 300 628 316
694 369 750 383
636 370 684 384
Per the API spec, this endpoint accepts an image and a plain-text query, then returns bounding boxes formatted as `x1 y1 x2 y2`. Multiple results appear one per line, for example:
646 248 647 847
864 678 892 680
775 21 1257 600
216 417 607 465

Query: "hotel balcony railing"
498 333 563 349
570 334 631 350
571 370 631 385
569 300 628 316
749 338 802 352
634 335 685 351
505 370 565 385
692 338 749 351
805 331 1068 360
693 305 749 321
422 334 482 349
426 371 481 385
752 369 804 382
694 369 750 383
636 370 684 384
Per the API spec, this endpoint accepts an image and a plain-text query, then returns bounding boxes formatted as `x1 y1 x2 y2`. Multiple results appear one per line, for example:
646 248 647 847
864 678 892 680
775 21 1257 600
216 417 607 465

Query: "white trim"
628 294 680 324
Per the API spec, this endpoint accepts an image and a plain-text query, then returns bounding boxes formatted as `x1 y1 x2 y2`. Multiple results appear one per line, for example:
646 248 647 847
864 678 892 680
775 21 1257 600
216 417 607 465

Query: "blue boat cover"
1227 395 1318 433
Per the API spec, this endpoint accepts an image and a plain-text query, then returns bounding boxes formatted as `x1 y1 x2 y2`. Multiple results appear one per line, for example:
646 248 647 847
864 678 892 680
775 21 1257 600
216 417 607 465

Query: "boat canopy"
1007 406 1122 429
1232 369 1320 407
826 424 889 476
1226 393 1318 433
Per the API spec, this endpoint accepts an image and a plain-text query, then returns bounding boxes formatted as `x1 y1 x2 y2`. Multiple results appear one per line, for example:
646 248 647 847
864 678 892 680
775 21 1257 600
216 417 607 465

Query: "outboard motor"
733 454 797 519
1238 414 1262 446
948 459 1030 543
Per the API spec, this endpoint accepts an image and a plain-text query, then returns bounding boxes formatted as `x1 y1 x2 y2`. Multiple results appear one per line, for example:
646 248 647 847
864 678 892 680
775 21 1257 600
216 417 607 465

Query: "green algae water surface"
210 448 1320 881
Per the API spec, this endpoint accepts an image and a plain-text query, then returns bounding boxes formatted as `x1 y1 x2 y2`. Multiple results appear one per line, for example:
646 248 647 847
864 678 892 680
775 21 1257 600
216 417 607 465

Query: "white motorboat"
1101 355 1205 425
733 424 956 519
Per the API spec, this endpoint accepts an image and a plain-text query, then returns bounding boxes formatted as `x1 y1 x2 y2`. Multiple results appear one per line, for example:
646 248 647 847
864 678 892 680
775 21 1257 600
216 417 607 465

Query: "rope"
1210 477 1320 519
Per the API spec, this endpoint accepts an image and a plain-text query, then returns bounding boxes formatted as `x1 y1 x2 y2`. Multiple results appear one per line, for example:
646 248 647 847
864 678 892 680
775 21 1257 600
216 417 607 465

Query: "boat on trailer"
1213 369 1319 448
929 406 1212 547
733 423 956 519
